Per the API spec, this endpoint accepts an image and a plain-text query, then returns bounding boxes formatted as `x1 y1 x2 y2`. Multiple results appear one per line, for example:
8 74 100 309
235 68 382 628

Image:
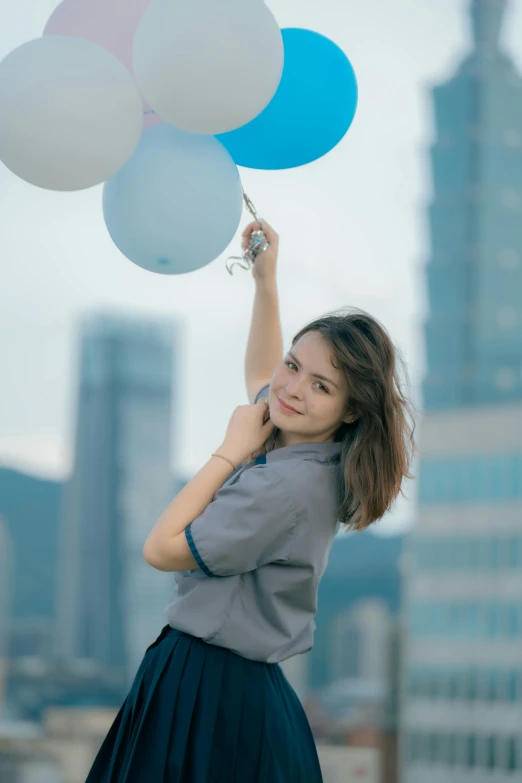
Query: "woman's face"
268 331 353 446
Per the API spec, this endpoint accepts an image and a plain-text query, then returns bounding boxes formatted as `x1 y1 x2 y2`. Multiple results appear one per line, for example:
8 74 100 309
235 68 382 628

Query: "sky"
2 0 522 534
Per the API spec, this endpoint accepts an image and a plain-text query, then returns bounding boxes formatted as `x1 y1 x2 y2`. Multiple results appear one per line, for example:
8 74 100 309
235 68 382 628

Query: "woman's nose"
285 380 302 397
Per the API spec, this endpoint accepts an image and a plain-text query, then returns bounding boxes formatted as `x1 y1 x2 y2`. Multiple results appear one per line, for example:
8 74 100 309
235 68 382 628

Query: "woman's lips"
278 398 301 414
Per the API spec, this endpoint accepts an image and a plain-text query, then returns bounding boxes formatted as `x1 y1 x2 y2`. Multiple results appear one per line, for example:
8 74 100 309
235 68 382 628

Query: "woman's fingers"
241 221 261 249
259 220 278 246
242 221 261 237
241 220 278 250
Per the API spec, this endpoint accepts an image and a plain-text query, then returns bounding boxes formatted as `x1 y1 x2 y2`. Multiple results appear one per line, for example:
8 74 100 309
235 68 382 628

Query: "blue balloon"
216 28 358 170
103 123 243 275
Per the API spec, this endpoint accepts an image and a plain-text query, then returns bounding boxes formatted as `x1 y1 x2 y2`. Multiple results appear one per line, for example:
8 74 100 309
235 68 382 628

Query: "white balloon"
0 36 144 191
133 0 284 135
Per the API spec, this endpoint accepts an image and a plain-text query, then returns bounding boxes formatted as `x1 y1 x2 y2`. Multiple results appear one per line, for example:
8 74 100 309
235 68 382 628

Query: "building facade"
403 407 522 781
55 313 179 683
402 1 522 780
423 0 522 409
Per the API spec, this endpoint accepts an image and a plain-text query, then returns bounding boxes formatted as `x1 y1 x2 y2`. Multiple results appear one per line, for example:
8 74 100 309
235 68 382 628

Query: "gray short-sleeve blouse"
165 384 344 663
186 465 297 577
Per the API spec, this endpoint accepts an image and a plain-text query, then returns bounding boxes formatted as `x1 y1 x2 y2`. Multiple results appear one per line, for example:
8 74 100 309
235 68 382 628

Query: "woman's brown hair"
259 307 417 531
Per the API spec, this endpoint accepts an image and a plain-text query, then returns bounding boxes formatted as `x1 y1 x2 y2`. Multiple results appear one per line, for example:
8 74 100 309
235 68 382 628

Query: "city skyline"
2 0 522 536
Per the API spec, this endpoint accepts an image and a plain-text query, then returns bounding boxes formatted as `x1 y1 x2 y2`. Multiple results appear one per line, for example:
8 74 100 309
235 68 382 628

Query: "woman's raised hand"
241 220 279 283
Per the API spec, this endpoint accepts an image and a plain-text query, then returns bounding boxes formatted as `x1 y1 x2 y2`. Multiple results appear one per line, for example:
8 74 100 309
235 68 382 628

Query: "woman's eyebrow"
287 351 339 389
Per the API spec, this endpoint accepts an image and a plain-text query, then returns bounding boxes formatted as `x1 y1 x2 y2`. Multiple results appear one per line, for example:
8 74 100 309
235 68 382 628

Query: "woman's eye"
285 361 328 393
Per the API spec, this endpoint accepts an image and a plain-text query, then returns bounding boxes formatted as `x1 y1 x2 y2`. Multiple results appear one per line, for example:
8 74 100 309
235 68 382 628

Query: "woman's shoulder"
275 457 343 515
232 449 342 519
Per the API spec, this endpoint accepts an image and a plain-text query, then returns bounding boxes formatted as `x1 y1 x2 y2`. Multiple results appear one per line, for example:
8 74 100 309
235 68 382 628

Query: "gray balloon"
0 36 143 191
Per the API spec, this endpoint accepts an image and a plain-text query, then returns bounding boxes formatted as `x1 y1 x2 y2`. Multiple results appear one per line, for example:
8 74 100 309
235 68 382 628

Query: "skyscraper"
423 0 522 409
55 313 179 683
402 1 522 780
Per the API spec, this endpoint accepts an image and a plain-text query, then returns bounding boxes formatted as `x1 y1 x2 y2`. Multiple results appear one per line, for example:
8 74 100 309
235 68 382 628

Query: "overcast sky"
2 0 522 533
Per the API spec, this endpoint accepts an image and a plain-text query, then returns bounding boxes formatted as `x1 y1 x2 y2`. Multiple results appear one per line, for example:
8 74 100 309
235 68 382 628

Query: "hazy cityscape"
1 0 522 781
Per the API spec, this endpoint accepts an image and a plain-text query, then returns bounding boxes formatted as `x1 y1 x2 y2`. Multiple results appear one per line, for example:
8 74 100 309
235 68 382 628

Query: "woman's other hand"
217 399 276 467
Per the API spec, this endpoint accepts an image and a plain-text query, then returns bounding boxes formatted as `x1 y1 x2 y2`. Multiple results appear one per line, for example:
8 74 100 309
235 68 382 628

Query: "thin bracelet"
211 452 236 470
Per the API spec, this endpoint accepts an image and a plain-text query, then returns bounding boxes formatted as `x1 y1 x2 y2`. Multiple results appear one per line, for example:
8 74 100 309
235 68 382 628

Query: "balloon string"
226 192 270 275
243 192 261 224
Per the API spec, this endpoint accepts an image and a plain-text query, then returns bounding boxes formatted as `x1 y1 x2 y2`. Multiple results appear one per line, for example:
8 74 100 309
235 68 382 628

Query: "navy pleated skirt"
85 624 324 782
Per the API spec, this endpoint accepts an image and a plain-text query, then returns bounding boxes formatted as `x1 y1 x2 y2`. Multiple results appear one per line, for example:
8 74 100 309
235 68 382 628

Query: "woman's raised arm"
244 220 283 404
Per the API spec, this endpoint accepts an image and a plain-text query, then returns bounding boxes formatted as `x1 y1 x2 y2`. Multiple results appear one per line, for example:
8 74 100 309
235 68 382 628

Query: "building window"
490 537 501 569
506 605 517 637
409 602 522 640
457 672 468 700
412 535 522 572
495 367 517 391
466 735 478 768
419 454 522 504
467 124 482 142
475 669 487 701
417 733 429 762
506 670 518 702
515 669 522 704
467 668 479 700
508 536 522 567
437 132 454 149
496 306 518 329
408 732 420 761
467 183 481 202
507 737 518 771
425 733 435 763
486 736 496 769
447 733 457 765
504 129 522 147
409 669 423 699
447 671 459 700
516 737 522 771
501 188 522 210
497 248 520 269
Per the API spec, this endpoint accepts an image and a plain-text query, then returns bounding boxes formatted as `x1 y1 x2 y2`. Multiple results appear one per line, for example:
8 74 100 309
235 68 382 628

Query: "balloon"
103 124 243 275
44 0 161 129
133 0 284 135
217 28 358 170
0 36 143 191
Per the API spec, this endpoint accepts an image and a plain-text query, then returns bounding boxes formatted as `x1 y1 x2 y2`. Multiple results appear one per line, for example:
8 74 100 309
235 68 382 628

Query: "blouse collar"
258 440 341 464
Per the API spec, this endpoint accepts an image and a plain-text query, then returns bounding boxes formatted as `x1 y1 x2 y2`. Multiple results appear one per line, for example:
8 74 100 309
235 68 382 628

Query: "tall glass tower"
402 2 522 781
55 313 179 684
423 0 522 410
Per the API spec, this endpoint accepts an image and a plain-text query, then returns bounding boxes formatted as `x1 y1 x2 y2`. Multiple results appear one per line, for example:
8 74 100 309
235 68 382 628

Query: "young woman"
85 220 416 783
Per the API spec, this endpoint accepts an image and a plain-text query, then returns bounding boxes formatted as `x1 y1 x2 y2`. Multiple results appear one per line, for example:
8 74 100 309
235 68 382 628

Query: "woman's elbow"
143 538 168 571
142 532 198 572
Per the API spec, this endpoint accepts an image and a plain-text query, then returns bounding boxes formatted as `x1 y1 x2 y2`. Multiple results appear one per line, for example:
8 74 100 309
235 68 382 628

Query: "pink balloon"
44 0 162 128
